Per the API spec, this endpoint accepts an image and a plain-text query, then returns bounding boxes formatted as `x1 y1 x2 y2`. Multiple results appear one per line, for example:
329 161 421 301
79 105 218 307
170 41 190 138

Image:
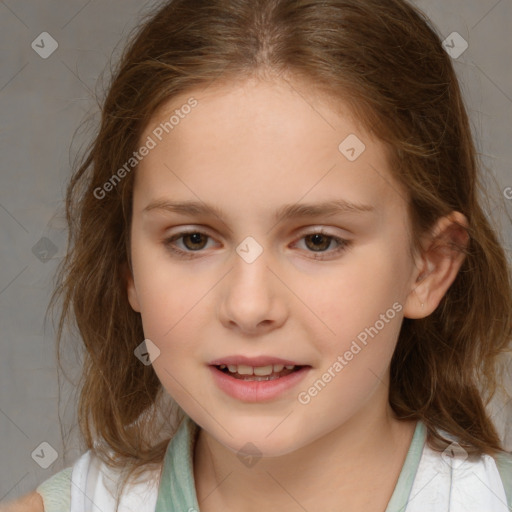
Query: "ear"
403 211 469 319
122 260 141 313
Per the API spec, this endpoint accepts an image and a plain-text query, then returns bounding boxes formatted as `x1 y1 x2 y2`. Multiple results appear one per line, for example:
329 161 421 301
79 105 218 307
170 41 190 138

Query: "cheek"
302 242 408 363
131 237 200 333
137 273 207 403
313 245 406 323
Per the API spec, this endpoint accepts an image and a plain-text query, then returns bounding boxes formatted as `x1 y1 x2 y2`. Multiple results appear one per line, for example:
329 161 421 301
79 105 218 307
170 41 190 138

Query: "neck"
193 391 417 512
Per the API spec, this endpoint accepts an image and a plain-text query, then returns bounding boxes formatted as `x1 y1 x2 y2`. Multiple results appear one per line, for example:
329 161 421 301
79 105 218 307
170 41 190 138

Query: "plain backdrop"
0 0 511 501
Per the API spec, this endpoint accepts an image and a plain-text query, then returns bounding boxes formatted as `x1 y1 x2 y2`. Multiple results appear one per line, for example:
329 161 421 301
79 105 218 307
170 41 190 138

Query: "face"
126 76 420 457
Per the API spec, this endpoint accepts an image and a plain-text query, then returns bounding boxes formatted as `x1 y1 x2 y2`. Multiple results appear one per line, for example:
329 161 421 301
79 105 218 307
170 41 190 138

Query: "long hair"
48 0 512 506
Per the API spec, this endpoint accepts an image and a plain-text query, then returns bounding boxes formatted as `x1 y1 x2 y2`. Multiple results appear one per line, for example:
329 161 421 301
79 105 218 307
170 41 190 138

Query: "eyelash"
163 229 352 260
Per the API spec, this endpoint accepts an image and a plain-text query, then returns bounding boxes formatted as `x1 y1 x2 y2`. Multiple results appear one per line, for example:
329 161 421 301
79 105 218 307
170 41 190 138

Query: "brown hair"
49 0 512 506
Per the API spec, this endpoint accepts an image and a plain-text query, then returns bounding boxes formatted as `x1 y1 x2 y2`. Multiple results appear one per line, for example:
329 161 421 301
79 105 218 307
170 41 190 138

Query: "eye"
163 228 352 260
292 229 352 260
163 230 216 259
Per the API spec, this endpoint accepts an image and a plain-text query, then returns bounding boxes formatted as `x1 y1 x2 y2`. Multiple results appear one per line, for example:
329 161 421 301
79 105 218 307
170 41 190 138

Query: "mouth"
212 363 308 381
208 361 312 402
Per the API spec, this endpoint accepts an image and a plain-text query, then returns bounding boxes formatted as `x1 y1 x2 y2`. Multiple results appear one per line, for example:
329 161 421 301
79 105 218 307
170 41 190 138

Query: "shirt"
36 415 512 511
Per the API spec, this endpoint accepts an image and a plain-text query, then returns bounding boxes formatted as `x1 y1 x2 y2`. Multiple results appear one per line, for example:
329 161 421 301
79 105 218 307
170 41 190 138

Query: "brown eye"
293 230 352 260
163 230 215 258
304 233 332 252
181 232 209 251
163 229 351 261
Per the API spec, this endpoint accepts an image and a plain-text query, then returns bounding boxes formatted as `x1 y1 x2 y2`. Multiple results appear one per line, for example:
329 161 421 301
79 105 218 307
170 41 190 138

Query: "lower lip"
208 365 311 402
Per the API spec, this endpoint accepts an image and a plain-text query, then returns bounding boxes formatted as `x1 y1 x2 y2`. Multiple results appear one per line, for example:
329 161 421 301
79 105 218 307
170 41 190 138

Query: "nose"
218 245 288 335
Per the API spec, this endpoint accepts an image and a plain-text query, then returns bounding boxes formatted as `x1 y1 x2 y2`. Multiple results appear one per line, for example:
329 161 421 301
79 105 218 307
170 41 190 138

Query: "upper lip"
209 355 307 367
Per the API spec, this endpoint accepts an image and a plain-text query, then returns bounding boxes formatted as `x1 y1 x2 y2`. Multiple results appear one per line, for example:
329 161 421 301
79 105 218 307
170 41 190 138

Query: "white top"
70 450 161 512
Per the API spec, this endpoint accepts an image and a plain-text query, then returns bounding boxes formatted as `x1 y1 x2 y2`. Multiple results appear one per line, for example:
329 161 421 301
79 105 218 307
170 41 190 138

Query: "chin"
213 424 305 458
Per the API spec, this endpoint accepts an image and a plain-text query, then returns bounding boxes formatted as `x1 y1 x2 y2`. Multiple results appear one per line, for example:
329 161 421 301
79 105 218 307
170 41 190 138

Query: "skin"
0 492 44 512
124 75 468 511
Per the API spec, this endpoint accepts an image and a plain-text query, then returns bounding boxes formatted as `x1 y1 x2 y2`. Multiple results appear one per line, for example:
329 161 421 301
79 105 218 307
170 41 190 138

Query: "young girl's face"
126 76 421 456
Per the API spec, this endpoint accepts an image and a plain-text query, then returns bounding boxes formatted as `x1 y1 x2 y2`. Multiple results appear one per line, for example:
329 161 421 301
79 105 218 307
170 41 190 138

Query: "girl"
8 0 512 510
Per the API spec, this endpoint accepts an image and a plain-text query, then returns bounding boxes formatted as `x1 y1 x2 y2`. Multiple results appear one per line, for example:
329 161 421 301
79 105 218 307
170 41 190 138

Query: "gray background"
0 0 511 502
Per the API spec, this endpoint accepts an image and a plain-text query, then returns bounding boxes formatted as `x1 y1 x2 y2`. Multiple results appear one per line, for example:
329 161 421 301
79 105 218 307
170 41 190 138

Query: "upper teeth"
219 364 296 376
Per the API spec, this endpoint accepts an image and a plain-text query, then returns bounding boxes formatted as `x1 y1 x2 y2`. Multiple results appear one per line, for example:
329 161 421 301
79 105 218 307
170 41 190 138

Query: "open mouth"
214 364 306 381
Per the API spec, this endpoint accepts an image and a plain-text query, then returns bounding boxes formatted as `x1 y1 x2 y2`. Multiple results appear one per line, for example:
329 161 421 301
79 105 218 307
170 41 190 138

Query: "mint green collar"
154 415 202 511
155 415 426 511
385 420 426 511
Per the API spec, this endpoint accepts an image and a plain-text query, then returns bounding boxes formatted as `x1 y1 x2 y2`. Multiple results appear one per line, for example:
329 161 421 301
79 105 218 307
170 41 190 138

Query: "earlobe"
403 211 469 319
122 260 141 313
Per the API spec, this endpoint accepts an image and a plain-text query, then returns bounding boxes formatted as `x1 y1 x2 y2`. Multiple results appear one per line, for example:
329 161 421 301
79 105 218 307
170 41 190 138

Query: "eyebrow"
143 198 375 225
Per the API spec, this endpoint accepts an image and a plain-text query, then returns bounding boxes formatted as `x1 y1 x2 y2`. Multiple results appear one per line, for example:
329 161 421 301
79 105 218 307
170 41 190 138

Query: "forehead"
143 76 367 152
133 77 407 220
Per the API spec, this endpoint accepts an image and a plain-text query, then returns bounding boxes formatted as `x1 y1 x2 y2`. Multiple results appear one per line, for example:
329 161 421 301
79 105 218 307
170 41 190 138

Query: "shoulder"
37 448 162 512
34 465 73 512
412 436 512 511
494 450 512 505
0 466 73 512
0 491 45 512
494 448 512 470
32 448 163 512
